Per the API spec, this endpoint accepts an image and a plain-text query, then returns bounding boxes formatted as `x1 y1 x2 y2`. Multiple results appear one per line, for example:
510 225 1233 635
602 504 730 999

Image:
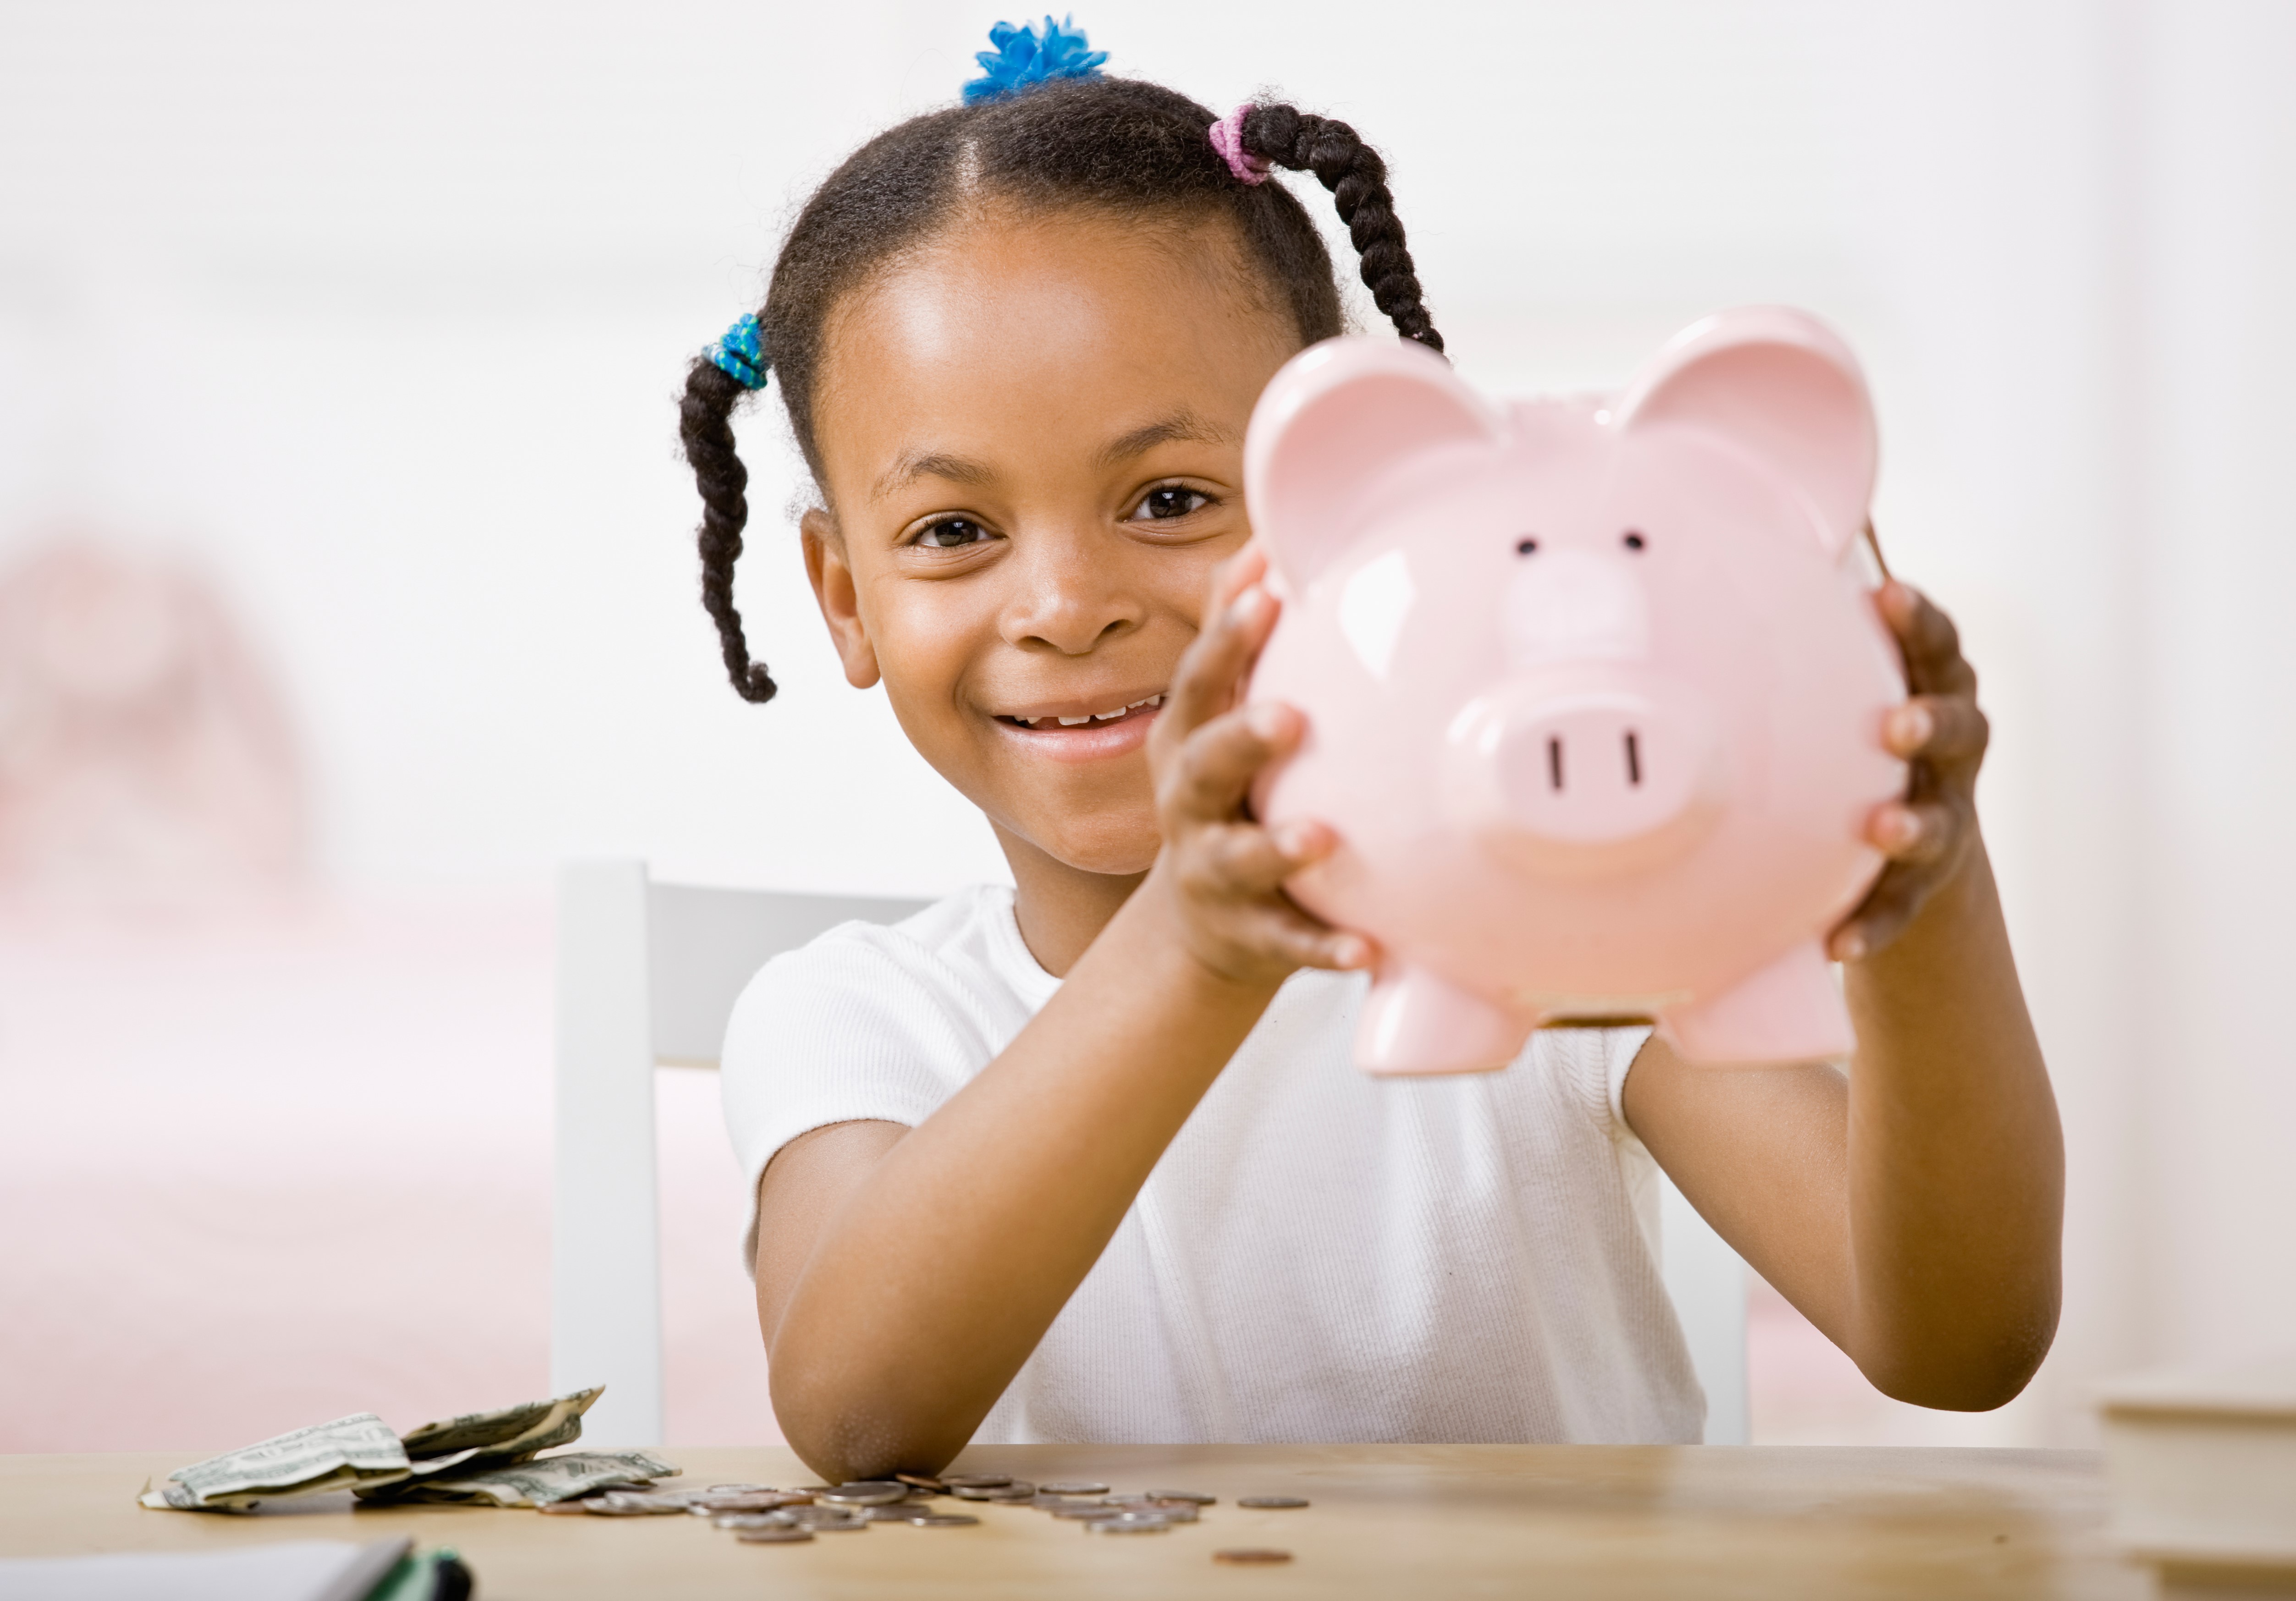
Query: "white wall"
3 0 2292 1442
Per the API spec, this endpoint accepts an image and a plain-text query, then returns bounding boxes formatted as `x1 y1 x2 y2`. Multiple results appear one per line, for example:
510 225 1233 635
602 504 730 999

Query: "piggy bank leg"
1356 963 1535 1075
1661 940 1854 1066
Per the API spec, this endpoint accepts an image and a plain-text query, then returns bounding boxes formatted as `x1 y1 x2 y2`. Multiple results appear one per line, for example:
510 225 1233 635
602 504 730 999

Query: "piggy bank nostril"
1623 531 1646 552
1625 730 1642 785
1515 537 1539 556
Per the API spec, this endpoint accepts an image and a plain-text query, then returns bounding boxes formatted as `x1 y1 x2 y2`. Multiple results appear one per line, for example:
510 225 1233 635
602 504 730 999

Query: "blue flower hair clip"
711 313 767 390
964 15 1108 105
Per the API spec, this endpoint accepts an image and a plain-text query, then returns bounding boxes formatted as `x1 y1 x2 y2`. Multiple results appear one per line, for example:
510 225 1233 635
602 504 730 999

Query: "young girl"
686 23 2063 1481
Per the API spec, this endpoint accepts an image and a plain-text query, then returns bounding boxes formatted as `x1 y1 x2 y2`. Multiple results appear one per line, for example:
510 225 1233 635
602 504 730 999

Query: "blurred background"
2 0 2291 1453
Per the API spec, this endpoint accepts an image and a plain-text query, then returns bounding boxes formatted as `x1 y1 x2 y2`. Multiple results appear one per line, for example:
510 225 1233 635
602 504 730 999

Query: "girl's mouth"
994 693 1164 732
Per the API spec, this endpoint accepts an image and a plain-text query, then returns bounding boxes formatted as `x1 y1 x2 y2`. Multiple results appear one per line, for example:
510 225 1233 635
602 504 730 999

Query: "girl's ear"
1615 307 1877 555
800 509 881 690
1244 336 1506 592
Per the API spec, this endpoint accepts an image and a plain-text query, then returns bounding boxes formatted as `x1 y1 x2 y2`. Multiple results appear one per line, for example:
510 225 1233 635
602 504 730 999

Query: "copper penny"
1215 1548 1295 1565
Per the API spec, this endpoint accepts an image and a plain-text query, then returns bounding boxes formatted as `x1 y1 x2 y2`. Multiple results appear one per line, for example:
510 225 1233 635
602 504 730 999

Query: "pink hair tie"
1209 104 1269 185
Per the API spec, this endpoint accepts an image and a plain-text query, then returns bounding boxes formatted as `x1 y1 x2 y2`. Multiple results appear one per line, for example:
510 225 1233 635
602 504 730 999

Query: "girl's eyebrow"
871 410 1236 504
1096 410 1235 468
872 450 996 503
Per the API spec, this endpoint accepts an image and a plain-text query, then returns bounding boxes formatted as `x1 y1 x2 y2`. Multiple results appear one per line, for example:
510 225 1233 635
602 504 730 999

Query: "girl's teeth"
1031 695 1163 730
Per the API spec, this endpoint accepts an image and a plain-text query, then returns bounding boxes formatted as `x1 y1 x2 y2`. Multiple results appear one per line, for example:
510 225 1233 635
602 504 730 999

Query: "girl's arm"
754 548 1359 1482
1623 582 2063 1408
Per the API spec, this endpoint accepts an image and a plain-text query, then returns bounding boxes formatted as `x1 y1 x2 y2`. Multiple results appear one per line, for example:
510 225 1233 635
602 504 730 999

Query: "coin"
586 1492 688 1515
953 1478 1036 1501
817 1481 909 1506
536 1498 598 1516
1214 1548 1294 1565
1049 1504 1126 1521
863 1503 936 1523
706 1483 774 1493
789 1506 870 1529
1085 1514 1172 1535
896 1473 947 1494
1237 1496 1310 1509
714 1512 799 1530
1038 1480 1109 1496
942 1474 1012 1489
690 1491 810 1514
901 1513 982 1528
737 1527 816 1545
1148 1490 1218 1505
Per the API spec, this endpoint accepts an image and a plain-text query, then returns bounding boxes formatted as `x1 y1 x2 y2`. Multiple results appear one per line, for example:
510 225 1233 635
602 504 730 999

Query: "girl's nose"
999 532 1145 655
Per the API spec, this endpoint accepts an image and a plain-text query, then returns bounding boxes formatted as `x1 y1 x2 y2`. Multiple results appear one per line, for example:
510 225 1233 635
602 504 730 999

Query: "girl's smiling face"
802 205 1301 877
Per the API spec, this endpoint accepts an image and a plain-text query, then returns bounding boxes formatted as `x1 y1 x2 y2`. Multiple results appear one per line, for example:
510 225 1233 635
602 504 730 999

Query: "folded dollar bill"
367 1450 680 1507
139 1413 413 1512
384 1385 602 1484
140 1386 617 1513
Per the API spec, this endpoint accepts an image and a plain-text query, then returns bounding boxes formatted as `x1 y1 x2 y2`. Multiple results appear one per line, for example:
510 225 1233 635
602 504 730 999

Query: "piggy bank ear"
1246 337 1505 590
1615 307 1877 554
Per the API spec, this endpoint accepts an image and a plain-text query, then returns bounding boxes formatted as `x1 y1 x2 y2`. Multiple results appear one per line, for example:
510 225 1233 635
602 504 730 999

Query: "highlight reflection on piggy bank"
1247 307 1907 1073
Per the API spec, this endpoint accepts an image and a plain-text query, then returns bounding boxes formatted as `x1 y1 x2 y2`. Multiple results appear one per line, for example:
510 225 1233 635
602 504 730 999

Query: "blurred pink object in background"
0 538 307 909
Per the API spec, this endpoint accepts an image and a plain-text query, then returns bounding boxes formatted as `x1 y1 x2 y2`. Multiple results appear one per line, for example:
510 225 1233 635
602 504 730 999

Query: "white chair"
550 859 928 1446
549 859 1750 1448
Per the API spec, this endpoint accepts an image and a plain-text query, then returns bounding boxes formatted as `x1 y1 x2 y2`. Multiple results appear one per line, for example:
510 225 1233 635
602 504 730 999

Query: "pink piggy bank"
1247 307 1906 1074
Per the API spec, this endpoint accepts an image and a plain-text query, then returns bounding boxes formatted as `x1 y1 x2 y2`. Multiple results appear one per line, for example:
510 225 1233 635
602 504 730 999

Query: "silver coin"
895 1473 948 1495
690 1491 809 1514
1049 1504 1126 1521
1237 1496 1310 1509
586 1492 688 1516
736 1527 816 1545
1085 1514 1173 1535
713 1512 799 1530
901 1513 982 1528
789 1506 871 1530
942 1474 1011 1489
1148 1490 1217 1505
946 1470 1038 1497
1038 1480 1109 1496
817 1481 909 1506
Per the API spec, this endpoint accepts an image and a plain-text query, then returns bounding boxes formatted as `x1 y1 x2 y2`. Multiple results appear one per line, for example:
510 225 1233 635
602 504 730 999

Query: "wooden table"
0 1445 2152 1599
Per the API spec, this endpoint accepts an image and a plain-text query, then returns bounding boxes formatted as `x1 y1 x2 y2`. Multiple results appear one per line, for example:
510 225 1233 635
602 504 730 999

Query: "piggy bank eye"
1622 531 1647 552
1515 537 1539 555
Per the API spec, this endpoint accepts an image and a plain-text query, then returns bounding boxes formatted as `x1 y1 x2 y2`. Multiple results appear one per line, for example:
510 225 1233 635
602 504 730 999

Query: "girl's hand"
1831 581 1992 962
1141 545 1374 989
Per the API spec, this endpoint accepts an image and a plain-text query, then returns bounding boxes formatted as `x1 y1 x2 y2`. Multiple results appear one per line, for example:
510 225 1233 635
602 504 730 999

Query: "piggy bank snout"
1446 683 1725 876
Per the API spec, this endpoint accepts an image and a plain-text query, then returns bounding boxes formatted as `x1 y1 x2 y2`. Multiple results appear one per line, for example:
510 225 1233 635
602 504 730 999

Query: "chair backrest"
550 858 1750 1448
550 859 927 1447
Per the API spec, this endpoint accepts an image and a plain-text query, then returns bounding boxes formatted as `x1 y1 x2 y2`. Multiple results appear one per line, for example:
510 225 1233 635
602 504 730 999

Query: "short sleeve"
1605 1025 1655 1138
718 924 1006 1271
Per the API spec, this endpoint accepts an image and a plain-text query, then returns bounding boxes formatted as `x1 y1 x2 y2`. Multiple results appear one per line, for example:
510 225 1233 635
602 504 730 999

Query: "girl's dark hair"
678 76 1443 703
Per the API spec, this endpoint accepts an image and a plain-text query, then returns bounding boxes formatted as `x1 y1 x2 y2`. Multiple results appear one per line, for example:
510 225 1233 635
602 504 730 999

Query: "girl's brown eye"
1135 487 1209 521
915 518 988 549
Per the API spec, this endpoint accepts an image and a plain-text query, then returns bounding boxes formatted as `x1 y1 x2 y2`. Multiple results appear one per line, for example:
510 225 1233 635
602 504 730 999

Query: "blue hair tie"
711 313 767 390
964 15 1107 105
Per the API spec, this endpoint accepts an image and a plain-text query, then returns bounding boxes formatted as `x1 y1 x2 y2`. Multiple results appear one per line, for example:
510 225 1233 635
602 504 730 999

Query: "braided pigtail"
679 321 777 704
1238 105 1443 355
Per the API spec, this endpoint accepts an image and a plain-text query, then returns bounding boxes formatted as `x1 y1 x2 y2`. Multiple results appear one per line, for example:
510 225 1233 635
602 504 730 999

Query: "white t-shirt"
720 883 1704 1445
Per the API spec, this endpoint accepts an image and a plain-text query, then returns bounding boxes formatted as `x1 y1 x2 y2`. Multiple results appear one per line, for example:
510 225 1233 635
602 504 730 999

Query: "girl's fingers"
1159 582 1278 746
1162 701 1300 824
1883 695 1990 766
1239 903 1375 973
1866 798 1961 865
1207 540 1268 616
1831 869 1926 962
1878 582 1976 696
1194 816 1337 896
